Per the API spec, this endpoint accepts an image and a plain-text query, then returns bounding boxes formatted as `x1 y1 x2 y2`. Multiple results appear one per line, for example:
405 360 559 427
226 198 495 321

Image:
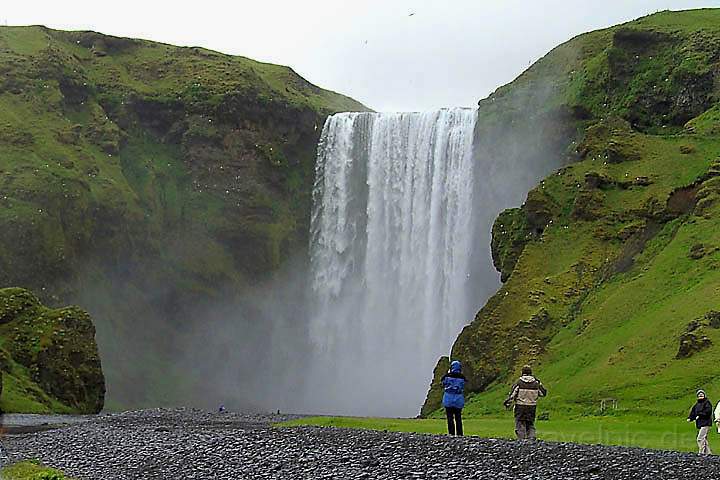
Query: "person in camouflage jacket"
503 365 547 440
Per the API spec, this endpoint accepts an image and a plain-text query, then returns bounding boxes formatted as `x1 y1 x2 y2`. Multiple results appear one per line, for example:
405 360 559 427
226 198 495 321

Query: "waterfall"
307 108 478 416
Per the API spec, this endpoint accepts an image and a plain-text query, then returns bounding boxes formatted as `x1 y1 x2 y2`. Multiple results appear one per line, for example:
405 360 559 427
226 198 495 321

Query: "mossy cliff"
424 9 720 416
0 288 104 413
0 26 366 408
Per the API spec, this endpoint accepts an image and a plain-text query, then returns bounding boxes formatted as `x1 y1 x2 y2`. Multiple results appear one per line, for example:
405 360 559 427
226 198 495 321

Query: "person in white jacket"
714 399 720 433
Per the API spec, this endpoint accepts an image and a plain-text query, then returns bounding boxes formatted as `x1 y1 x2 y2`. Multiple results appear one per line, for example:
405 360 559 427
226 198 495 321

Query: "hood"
520 375 536 382
450 360 462 373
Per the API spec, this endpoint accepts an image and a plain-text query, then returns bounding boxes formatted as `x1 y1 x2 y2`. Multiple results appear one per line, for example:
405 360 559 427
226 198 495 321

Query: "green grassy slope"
0 26 366 409
424 9 720 418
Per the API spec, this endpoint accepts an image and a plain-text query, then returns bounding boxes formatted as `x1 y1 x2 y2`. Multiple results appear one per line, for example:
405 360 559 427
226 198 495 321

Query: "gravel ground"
3 408 720 479
1 413 92 434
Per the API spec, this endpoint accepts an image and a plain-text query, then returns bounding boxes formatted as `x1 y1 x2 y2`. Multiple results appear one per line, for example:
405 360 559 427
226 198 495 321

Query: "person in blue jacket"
442 360 466 436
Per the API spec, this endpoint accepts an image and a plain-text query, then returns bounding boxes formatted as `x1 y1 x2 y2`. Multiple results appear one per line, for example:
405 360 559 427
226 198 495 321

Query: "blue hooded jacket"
442 360 465 409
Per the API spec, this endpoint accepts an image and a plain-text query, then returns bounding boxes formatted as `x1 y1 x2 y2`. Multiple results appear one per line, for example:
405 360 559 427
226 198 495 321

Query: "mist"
70 248 313 413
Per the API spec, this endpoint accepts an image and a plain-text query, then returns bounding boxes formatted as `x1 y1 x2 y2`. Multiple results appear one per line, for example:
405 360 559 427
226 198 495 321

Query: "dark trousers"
445 407 463 436
515 417 536 440
514 404 537 440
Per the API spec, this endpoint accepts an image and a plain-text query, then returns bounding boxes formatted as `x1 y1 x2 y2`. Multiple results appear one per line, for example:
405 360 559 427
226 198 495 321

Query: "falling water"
308 108 478 416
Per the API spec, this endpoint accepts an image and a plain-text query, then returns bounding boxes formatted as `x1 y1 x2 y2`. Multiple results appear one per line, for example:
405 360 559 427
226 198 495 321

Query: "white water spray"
308 109 478 416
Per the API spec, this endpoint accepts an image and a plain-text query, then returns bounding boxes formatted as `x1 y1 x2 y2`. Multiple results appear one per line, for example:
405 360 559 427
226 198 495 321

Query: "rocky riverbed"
3 409 720 479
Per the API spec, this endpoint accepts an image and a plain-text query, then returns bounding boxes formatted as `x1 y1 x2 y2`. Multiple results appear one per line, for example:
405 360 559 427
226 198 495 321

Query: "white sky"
3 0 719 111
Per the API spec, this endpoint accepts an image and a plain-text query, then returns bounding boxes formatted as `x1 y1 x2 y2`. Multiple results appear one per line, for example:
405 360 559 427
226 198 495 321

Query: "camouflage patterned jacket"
504 375 547 407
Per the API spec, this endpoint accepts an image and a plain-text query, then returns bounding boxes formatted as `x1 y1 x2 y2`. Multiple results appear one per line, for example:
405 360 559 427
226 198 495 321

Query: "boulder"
676 332 712 359
0 288 105 413
706 311 720 329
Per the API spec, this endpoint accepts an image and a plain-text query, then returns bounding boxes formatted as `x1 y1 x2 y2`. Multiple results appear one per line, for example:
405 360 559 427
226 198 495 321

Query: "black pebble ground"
4 409 719 479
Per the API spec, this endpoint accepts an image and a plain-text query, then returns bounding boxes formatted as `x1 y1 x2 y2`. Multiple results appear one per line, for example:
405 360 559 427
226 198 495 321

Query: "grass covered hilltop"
0 25 366 410
422 8 720 420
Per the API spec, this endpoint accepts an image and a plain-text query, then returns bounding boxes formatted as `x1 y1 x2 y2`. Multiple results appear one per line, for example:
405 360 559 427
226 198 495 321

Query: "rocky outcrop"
676 311 720 359
676 332 712 359
0 288 104 413
491 208 533 282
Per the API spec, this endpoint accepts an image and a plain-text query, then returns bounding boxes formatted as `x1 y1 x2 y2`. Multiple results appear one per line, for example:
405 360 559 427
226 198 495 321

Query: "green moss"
491 208 533 282
2 461 71 480
0 288 104 413
686 104 720 135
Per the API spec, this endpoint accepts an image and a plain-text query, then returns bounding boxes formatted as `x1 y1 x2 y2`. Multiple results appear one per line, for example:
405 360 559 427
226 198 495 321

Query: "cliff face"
0 26 366 408
424 9 720 416
0 288 104 413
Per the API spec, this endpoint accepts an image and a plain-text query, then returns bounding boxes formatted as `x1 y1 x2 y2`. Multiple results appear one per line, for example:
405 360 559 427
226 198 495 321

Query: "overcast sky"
3 1 719 111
